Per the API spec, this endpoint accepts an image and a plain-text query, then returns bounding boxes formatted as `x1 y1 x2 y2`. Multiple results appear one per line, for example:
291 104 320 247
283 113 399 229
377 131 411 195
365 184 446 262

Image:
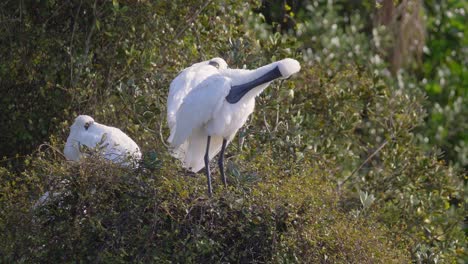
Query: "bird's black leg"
218 139 228 187
204 136 213 197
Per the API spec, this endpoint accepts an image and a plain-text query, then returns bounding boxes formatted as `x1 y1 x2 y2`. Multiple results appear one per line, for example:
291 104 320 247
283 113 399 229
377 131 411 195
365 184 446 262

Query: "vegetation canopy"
0 0 465 263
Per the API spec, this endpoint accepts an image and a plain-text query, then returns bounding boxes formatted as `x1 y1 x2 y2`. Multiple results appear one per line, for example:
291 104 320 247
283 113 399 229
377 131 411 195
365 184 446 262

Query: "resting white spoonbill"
35 115 141 209
167 58 301 196
64 115 142 167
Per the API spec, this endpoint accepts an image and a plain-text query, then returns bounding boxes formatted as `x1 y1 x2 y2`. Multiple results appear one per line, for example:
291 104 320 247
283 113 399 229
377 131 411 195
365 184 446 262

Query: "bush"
0 148 409 263
254 1 466 261
0 0 255 160
0 0 465 262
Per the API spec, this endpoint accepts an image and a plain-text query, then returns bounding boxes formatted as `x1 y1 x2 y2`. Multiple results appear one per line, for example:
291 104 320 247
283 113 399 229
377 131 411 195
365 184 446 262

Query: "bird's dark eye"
208 61 220 69
84 122 90 130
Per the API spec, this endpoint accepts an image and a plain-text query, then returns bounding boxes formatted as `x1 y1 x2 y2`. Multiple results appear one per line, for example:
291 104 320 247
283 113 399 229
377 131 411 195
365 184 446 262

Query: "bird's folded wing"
167 64 218 131
167 68 194 130
169 76 230 147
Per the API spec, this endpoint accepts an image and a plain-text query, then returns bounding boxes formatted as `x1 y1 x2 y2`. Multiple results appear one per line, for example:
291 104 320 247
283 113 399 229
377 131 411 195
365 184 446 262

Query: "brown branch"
69 0 83 87
38 143 68 160
157 0 214 62
171 0 214 43
338 138 390 190
159 119 169 148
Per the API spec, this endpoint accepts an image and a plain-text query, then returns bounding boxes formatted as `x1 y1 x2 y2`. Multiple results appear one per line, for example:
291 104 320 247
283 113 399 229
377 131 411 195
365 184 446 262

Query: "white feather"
167 58 228 132
277 58 301 77
170 76 230 146
167 58 301 172
64 115 142 167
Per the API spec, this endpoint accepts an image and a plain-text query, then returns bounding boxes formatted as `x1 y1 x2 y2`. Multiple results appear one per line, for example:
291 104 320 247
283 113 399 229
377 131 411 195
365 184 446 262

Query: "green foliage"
253 1 466 262
0 0 465 263
0 148 409 263
0 0 257 159
254 62 464 262
258 1 467 172
420 0 468 169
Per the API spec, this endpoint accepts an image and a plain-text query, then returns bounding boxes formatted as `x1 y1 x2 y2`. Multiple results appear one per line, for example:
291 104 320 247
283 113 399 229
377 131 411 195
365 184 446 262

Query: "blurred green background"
0 0 466 262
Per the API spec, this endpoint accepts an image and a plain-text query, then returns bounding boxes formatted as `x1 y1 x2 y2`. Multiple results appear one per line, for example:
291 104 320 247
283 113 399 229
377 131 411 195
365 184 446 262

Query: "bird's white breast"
206 98 255 140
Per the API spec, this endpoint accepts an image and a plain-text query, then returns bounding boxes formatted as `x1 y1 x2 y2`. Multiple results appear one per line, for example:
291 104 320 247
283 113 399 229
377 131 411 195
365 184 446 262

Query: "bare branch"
338 138 390 190
171 0 214 43
38 143 68 160
70 0 83 87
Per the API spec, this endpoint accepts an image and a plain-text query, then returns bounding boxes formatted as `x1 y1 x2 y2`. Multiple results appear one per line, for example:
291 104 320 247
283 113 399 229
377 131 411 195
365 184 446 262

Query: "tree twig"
70 0 83 87
159 120 169 148
38 143 68 160
157 0 214 62
171 0 214 43
263 111 271 134
338 138 390 190
273 80 285 132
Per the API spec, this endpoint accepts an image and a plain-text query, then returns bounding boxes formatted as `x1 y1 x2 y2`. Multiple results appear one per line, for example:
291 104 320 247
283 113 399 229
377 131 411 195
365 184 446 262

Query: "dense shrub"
0 148 409 263
0 0 465 262
420 0 468 169
255 2 466 261
259 0 467 171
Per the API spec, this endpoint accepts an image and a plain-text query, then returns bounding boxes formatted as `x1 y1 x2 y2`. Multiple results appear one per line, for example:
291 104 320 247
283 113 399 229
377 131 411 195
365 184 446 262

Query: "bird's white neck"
223 62 281 85
222 62 282 104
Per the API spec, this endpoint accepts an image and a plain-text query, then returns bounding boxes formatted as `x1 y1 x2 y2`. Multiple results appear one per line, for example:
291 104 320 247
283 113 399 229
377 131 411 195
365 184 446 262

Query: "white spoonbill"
64 115 142 167
35 115 141 209
167 58 301 196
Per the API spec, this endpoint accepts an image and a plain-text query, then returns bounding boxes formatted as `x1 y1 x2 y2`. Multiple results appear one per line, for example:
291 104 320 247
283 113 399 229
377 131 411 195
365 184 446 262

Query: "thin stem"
339 139 390 190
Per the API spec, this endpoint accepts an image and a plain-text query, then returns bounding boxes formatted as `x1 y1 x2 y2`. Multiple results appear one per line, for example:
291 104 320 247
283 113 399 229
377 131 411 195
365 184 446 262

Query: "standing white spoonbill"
167 58 301 196
64 115 142 167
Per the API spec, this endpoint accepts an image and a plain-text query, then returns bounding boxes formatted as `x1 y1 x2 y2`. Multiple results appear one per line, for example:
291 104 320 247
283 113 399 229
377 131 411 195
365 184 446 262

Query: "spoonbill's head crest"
277 58 301 78
73 115 95 131
208 57 228 70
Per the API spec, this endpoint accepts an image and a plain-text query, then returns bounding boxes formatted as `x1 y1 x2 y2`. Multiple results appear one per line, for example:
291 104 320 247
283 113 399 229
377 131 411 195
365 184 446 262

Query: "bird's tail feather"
170 129 225 173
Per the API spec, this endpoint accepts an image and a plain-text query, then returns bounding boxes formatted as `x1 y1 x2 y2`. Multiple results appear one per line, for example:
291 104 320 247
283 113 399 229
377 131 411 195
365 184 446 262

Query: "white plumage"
64 115 142 167
35 115 141 209
167 57 228 131
167 58 300 195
